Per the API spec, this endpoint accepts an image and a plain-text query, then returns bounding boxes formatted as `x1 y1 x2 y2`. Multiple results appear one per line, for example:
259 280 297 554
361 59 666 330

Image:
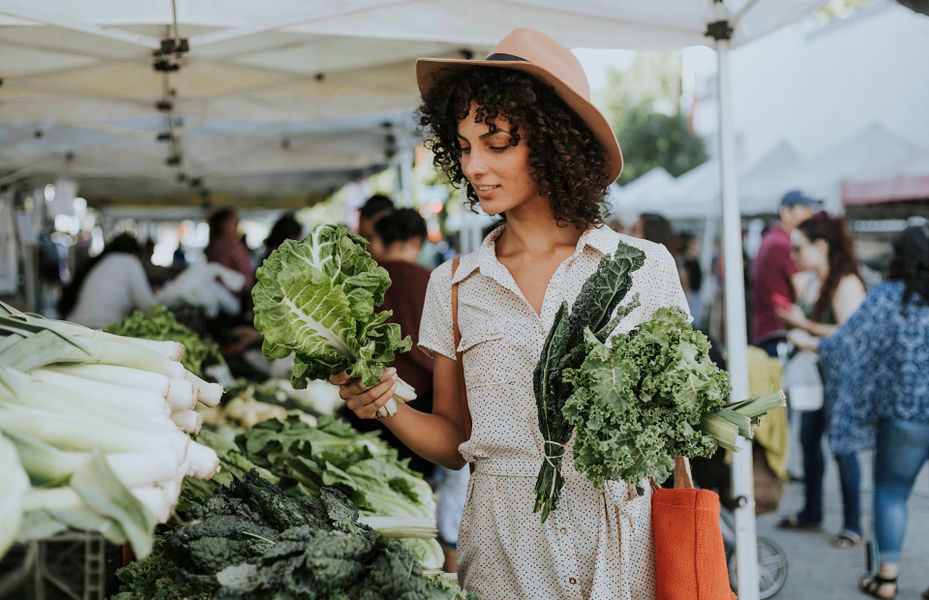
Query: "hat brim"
416 57 623 184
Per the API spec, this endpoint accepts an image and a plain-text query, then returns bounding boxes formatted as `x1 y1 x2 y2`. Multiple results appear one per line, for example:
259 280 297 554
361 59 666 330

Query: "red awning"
842 151 929 206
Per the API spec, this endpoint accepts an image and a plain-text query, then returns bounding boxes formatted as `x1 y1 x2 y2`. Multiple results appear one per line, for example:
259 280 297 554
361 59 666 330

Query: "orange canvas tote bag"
652 456 737 600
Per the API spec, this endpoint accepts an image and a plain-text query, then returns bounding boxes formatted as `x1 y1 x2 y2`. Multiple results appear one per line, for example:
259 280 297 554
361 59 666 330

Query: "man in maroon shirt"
348 208 435 477
751 190 821 356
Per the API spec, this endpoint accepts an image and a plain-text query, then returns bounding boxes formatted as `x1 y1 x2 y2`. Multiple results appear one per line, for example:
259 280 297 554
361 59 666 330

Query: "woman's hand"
329 367 397 419
788 328 820 353
776 303 809 331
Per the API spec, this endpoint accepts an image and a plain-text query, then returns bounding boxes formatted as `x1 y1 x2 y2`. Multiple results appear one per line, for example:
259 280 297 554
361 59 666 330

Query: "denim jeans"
797 407 862 534
873 419 929 564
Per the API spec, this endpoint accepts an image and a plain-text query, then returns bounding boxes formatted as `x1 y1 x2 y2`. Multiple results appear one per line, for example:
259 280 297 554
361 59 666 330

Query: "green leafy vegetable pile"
533 242 645 521
563 307 786 490
239 415 443 569
105 304 223 376
252 224 415 417
114 472 474 600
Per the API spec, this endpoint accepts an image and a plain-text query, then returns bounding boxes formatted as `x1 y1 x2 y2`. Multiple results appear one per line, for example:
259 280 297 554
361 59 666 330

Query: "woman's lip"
474 185 500 199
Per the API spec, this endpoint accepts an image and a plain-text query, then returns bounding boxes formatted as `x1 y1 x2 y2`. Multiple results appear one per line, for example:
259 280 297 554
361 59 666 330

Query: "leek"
0 433 28 557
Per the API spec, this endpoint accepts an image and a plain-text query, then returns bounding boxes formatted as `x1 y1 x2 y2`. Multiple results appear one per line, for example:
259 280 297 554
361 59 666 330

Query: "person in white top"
61 233 155 329
331 29 688 600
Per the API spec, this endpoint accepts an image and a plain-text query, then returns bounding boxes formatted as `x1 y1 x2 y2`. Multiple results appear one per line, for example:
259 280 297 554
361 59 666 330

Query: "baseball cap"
780 190 823 208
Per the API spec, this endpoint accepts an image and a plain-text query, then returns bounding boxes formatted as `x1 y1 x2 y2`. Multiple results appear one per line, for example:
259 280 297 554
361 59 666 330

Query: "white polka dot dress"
419 225 690 600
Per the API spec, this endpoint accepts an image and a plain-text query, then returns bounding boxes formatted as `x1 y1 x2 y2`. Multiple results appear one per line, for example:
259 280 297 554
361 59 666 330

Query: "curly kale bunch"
563 307 731 488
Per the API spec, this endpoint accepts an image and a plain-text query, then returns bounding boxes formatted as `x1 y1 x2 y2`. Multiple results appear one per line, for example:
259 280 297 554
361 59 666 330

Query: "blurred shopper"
205 207 254 292
630 212 690 304
679 231 703 324
60 233 154 328
751 190 821 356
630 212 677 256
356 193 394 261
793 225 929 599
260 213 302 263
776 214 867 549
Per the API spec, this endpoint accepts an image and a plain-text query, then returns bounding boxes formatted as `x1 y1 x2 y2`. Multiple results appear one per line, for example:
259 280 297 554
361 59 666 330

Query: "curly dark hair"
417 67 610 229
797 213 863 321
888 224 929 307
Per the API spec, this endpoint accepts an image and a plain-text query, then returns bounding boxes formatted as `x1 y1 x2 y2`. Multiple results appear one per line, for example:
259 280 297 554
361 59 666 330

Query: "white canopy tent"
611 166 675 218
0 2 833 595
751 123 919 213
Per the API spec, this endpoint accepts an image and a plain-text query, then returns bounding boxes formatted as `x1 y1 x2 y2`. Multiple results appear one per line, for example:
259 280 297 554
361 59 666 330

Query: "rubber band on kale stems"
532 242 645 522
251 224 417 419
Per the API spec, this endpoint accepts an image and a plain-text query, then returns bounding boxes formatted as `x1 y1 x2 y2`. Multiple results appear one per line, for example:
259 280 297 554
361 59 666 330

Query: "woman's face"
457 103 541 217
791 230 827 272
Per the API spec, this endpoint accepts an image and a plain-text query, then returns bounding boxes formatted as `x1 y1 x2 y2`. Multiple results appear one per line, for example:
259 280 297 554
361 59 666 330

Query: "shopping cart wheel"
728 536 789 599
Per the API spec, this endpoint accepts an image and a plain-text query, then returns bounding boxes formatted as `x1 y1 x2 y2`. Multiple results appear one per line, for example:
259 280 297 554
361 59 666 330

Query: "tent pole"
714 31 760 600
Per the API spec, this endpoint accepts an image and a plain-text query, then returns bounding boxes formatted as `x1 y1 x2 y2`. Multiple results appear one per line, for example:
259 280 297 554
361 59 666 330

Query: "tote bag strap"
450 257 473 442
673 455 695 489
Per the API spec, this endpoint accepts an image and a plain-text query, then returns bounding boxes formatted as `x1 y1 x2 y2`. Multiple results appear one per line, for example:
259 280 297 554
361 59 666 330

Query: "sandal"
776 514 823 531
859 574 897 599
832 529 865 549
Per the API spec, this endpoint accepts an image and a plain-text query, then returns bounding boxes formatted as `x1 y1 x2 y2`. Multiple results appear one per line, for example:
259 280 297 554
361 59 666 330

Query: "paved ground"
748 425 929 600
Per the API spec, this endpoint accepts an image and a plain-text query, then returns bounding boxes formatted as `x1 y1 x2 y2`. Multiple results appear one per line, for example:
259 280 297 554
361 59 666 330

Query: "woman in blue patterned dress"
791 224 929 599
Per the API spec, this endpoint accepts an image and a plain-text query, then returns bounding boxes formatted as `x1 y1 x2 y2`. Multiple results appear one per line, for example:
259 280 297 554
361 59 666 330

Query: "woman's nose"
462 150 487 181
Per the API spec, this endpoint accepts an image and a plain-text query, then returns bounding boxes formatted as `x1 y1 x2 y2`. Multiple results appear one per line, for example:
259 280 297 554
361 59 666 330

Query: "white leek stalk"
0 433 28 558
46 363 171 398
170 409 203 435
184 371 223 407
31 369 170 415
185 441 220 479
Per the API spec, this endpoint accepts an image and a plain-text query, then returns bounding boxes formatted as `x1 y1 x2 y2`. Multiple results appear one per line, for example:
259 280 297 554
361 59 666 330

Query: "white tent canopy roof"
0 0 826 206
620 125 924 220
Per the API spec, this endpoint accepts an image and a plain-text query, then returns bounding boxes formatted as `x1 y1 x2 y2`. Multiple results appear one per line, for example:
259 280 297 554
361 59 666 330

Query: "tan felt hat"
416 28 623 183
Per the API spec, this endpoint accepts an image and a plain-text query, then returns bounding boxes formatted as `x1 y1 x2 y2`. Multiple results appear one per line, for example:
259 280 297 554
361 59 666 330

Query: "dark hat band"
484 52 527 62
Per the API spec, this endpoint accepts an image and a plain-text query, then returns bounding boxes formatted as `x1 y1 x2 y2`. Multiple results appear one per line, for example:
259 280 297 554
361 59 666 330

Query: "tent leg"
715 36 760 600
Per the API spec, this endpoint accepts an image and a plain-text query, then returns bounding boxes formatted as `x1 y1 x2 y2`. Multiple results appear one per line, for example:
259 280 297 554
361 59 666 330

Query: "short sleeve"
418 260 456 360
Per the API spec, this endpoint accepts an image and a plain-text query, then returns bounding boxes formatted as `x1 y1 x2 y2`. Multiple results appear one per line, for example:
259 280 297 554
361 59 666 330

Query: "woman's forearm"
806 321 837 338
382 403 468 470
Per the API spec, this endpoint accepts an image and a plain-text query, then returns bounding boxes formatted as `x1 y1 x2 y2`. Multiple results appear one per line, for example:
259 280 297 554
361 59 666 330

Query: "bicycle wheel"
728 536 789 599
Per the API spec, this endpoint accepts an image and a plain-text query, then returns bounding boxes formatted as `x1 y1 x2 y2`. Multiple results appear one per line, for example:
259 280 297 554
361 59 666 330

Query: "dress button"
559 528 567 535
569 577 577 585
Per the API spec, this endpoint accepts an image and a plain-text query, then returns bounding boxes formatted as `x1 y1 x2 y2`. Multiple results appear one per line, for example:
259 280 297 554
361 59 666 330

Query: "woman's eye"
489 145 508 153
459 147 471 154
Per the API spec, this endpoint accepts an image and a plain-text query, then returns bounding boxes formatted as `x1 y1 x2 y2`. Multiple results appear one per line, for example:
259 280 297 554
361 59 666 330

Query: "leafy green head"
252 224 411 388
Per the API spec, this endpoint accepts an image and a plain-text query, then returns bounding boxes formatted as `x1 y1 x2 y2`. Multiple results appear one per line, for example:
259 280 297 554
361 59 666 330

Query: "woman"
775 214 867 549
794 225 929 599
60 233 154 329
205 207 254 291
331 29 688 599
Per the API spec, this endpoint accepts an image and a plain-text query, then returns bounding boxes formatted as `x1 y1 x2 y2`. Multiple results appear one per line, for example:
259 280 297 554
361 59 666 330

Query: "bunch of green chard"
114 472 475 600
0 303 223 560
239 415 444 570
533 242 645 522
252 224 415 418
563 307 785 491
